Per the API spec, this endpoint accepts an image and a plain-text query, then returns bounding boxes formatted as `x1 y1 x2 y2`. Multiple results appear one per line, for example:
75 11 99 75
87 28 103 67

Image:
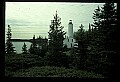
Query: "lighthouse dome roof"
69 20 72 24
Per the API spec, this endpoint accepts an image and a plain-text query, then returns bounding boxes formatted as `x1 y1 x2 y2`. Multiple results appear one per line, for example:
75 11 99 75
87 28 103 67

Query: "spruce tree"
91 3 117 77
92 3 117 59
100 3 117 77
29 44 34 54
100 3 117 51
5 25 15 54
48 11 66 55
92 6 101 29
22 42 27 54
73 24 88 69
45 11 67 67
29 35 38 54
74 24 87 51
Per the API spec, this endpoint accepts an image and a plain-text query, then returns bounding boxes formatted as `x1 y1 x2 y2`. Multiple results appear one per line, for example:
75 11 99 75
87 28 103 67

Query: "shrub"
5 53 44 77
12 66 104 78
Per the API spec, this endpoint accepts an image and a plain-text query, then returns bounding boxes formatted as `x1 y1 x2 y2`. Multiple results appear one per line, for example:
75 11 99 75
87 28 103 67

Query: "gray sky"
5 2 105 39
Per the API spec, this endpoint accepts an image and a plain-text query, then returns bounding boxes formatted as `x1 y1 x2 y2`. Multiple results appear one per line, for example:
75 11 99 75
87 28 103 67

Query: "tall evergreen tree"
92 3 117 58
100 3 117 77
100 3 117 51
91 3 117 77
92 6 101 29
29 35 38 54
22 42 28 54
92 5 103 47
44 11 67 67
73 24 89 69
5 25 15 54
48 11 66 54
74 24 87 52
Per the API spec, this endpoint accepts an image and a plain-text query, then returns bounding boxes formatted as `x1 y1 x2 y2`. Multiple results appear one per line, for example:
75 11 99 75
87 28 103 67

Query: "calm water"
5 27 48 54
12 42 32 54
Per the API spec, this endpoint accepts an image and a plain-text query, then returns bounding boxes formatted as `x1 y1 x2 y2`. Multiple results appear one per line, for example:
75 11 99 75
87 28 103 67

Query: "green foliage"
44 52 69 67
5 53 44 77
12 66 104 78
5 53 104 78
5 25 16 54
73 24 89 70
29 36 47 57
22 42 28 54
72 3 117 78
90 3 117 77
48 11 66 54
74 24 85 42
74 24 88 52
92 6 101 28
45 11 67 66
29 42 37 54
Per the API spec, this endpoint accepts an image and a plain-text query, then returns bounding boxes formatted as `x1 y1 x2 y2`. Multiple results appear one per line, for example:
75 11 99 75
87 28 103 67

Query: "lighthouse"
68 20 73 38
63 20 78 49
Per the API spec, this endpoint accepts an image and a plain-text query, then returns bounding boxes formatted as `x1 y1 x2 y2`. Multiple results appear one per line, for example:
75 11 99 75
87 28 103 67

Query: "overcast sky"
5 2 105 39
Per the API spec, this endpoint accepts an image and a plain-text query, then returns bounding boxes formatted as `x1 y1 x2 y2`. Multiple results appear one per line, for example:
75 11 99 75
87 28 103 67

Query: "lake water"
5 27 49 54
12 42 32 54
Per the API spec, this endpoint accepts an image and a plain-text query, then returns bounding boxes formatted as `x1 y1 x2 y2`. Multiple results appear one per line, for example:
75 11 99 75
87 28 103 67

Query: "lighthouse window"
68 39 69 42
72 39 73 42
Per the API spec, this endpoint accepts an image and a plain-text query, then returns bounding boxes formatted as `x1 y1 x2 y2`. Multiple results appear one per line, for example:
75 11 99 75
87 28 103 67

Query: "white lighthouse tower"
68 20 73 38
63 20 78 48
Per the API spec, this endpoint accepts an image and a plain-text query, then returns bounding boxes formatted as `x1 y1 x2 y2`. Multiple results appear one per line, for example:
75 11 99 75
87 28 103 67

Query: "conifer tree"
48 11 66 54
92 6 101 29
22 42 27 54
29 35 38 54
74 24 86 50
44 11 67 67
29 44 34 54
5 25 15 54
100 3 117 77
91 3 117 77
100 3 117 51
73 24 89 69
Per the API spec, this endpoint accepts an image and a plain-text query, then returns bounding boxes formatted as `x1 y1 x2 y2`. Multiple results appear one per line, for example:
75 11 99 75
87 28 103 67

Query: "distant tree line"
5 3 118 78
